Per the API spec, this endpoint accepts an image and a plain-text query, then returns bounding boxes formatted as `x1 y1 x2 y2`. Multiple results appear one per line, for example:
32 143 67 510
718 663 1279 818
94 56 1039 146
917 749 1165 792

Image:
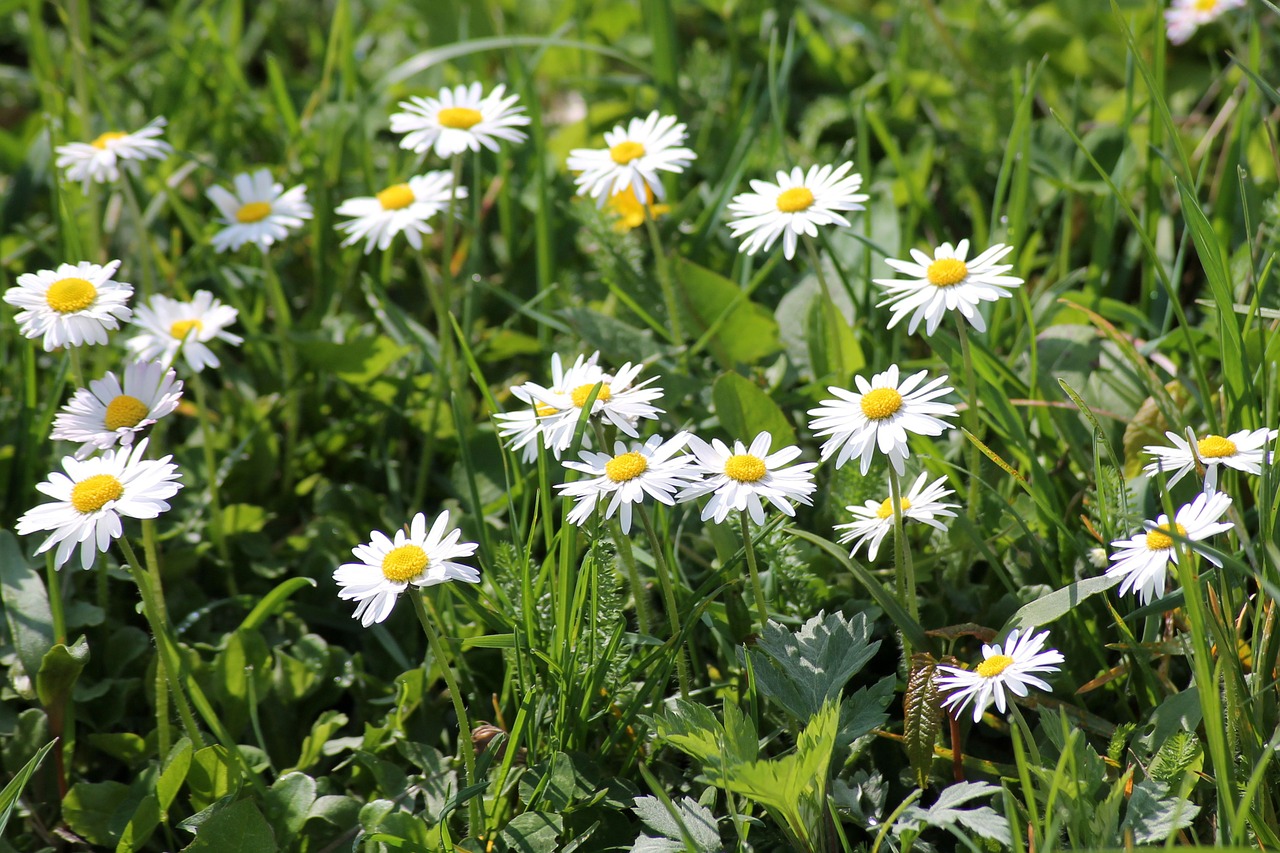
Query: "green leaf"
904 657 942 789
0 531 54 681
746 611 879 722
286 711 348 775
117 794 161 853
62 781 141 847
1001 574 1122 634
265 772 316 842
560 307 662 362
676 259 781 367
157 738 194 817
238 577 317 632
1122 781 1200 845
498 810 563 853
894 781 1011 845
35 636 89 709
180 798 278 852
213 628 272 735
652 700 726 770
1149 731 1202 788
711 372 797 452
292 334 411 386
631 796 722 852
187 746 243 812
0 739 56 837
838 678 895 748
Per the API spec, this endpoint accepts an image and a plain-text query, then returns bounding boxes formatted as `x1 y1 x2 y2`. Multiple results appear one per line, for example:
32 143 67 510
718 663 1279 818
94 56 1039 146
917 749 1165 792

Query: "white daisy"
206 168 313 252
125 290 243 373
334 511 480 627
567 111 696 206
557 433 696 534
54 117 172 188
677 432 818 525
15 438 182 571
937 629 1064 723
808 365 958 475
390 82 530 157
1143 427 1277 492
1165 0 1245 44
1106 490 1234 606
873 240 1024 335
335 172 466 254
51 361 183 459
835 473 958 561
726 162 868 260
495 353 596 463
526 357 665 454
3 260 133 351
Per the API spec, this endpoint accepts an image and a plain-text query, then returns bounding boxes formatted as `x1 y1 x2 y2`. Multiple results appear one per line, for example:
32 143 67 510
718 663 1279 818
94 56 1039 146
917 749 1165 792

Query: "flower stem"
739 511 769 630
190 372 232 582
638 505 691 699
643 209 684 349
262 256 300 494
45 557 67 646
954 318 982 522
802 234 846 383
1007 700 1042 768
888 466 918 656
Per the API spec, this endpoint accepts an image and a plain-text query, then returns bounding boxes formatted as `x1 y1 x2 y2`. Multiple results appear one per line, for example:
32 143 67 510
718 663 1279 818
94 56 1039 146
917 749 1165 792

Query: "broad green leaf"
1001 574 1122 634
838 678 896 748
1122 781 1200 845
180 797 277 852
0 531 53 682
287 711 348 775
213 627 272 735
711 372 796 450
238 577 317 632
677 258 782 367
292 334 411 386
35 636 89 709
652 700 726 770
265 772 317 842
746 611 879 722
157 738 194 816
0 739 56 836
631 796 722 853
499 810 563 853
187 746 242 811
117 794 160 853
62 781 141 847
721 701 760 766
894 781 1011 844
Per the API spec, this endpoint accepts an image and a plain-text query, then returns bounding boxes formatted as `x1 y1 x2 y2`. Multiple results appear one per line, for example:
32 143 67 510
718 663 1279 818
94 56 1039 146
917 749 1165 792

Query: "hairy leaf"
631 795 722 852
747 611 879 721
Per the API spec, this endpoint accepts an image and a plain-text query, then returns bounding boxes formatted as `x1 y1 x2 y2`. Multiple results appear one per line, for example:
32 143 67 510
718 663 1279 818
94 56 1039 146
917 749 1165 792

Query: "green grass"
1 0 1279 850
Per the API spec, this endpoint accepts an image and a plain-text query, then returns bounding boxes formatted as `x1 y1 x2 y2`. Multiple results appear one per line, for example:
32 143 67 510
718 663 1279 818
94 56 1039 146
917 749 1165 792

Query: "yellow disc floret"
376 184 416 211
1197 435 1237 459
104 395 150 430
775 187 815 213
605 451 649 483
875 497 912 519
236 201 272 223
45 278 97 314
1145 523 1187 551
571 383 612 408
381 544 428 583
926 258 969 287
534 403 559 418
91 131 128 149
71 474 124 513
170 319 203 340
1194 0 1218 10
724 454 767 483
976 654 1015 678
860 387 903 420
609 141 646 165
437 107 483 129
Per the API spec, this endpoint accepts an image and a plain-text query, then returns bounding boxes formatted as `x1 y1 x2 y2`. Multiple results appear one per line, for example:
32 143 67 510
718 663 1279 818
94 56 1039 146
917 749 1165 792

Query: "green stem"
612 520 653 637
888 465 918 657
642 210 684 349
802 234 846 383
411 592 480 839
1007 699 1042 769
638 505 691 699
954 318 982 522
262 257 300 494
739 511 769 630
190 373 233 578
45 557 67 646
67 347 86 390
120 176 160 301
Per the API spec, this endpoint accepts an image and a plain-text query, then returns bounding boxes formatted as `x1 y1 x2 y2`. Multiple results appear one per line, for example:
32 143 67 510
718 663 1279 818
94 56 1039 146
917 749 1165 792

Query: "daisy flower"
390 82 530 157
835 473 958 561
606 185 670 233
937 629 1064 723
3 260 133 351
1107 490 1234 606
15 438 182 571
495 353 601 462
334 511 479 627
1143 427 1277 492
567 111 696 206
54 117 172 188
51 361 183 459
1165 0 1245 45
726 162 868 260
125 290 243 373
207 169 313 252
873 240 1023 335
677 432 818 525
808 365 958 475
558 433 695 534
526 357 665 454
335 172 466 254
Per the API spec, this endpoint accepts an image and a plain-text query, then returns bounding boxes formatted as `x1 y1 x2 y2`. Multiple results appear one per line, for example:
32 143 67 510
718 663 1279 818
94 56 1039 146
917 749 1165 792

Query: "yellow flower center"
1145 523 1188 551
860 387 903 420
381 544 428 583
609 141 646 165
1197 435 1237 459
607 187 668 232
376 184 416 211
104 395 150 430
534 403 559 417
437 107 484 129
605 451 649 483
875 497 912 519
571 383 612 408
91 131 128 149
170 319 203 340
1195 0 1218 10
70 473 124 513
45 277 97 313
724 454 767 483
236 201 272 223
976 654 1015 678
776 187 815 213
926 258 969 287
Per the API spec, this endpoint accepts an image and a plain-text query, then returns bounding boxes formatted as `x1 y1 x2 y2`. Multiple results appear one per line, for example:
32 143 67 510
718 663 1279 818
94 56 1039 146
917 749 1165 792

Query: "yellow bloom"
606 186 670 232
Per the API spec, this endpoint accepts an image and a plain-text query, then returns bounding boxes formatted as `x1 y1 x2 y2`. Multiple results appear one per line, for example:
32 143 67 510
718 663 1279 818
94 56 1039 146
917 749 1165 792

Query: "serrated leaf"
653 700 727 770
894 781 1011 845
746 611 880 721
904 657 942 789
711 372 797 451
631 796 722 852
838 677 895 748
1122 780 1200 845
1148 731 1201 787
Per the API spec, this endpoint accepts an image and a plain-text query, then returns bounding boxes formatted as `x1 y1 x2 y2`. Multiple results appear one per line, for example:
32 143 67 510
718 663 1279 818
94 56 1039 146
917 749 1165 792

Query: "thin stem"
612 520 653 637
638 505 691 699
739 511 769 630
411 591 480 839
1007 700 1042 769
119 176 161 300
954 318 982 522
802 234 846 383
190 373 233 578
119 536 185 753
67 347 86 390
45 556 67 646
888 465 918 634
262 256 300 494
643 209 684 349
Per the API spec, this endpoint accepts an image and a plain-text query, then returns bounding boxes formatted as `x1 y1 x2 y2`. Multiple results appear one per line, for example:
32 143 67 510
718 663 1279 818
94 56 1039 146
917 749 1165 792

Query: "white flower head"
391 83 530 157
557 433 696 534
125 290 243 373
335 172 466 254
1107 490 1234 606
54 117 172 188
677 432 818 525
526 357 665 454
836 473 958 561
937 629 1065 723
874 240 1023 336
727 162 868 260
495 353 600 462
334 511 480 627
808 365 958 475
4 260 133 351
51 361 183 459
1165 0 1245 44
207 169 313 252
1143 426 1277 493
15 438 182 570
567 111 696 206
